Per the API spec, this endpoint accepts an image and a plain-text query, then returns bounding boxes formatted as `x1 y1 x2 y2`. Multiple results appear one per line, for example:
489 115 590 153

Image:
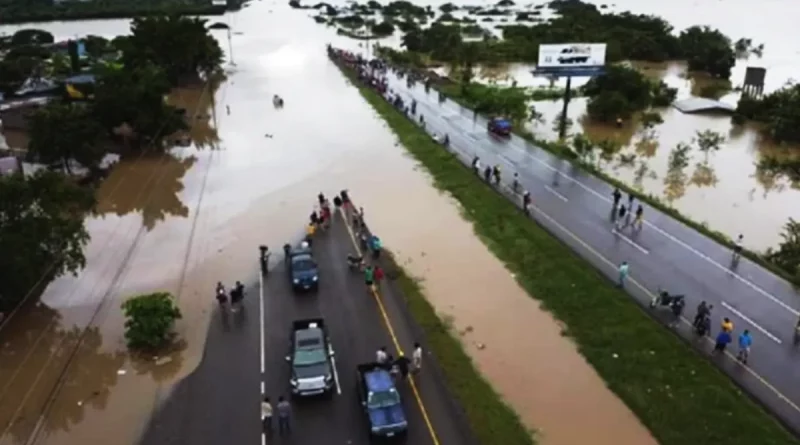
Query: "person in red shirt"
374 265 385 283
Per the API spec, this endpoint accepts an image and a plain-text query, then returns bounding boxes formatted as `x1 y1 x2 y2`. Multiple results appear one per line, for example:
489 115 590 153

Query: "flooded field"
0 0 798 444
381 0 800 251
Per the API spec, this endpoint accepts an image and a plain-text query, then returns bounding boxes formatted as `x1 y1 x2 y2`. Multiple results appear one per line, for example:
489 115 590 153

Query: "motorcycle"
347 254 364 271
693 313 711 336
649 288 685 309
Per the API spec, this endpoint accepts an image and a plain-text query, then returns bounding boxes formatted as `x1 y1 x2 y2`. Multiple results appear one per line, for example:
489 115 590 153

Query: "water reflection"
93 152 196 231
2 323 124 443
168 81 221 150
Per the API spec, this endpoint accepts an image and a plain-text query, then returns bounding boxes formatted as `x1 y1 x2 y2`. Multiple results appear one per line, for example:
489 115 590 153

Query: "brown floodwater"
0 0 796 444
417 0 800 251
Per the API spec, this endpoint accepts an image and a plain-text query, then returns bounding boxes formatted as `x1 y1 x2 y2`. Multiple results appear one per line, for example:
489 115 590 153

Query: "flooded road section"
0 9 428 445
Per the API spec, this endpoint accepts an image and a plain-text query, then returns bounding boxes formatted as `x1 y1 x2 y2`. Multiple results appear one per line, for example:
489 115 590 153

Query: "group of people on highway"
611 188 645 230
692 302 753 364
215 280 245 312
376 343 424 381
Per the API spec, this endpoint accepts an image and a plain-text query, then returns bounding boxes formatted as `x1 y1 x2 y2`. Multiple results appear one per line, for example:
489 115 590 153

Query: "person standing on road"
492 165 501 185
472 156 481 175
262 396 273 436
713 329 732 355
305 222 316 246
617 262 629 288
612 188 622 207
522 191 531 216
627 192 635 208
364 265 375 291
412 342 423 373
512 172 520 193
634 205 644 230
483 166 492 183
615 205 628 229
737 329 752 364
694 301 712 327
721 317 734 334
377 346 389 364
732 234 744 261
374 265 385 284
394 354 411 380
277 396 291 435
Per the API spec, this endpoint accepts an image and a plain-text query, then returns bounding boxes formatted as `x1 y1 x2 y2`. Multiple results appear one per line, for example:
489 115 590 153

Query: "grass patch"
432 76 798 287
333 60 800 445
384 252 537 445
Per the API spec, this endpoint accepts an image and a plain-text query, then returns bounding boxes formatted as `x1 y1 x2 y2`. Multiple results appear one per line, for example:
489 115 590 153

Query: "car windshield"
293 348 326 366
367 389 400 409
292 258 316 272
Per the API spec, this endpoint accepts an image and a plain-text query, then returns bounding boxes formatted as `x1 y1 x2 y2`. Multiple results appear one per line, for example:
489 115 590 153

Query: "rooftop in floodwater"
673 97 736 114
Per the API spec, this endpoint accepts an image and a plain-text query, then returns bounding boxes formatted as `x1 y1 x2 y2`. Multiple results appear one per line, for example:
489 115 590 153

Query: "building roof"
673 97 736 114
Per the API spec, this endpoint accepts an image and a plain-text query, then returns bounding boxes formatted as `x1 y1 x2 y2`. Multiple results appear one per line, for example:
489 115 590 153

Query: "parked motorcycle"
650 288 686 309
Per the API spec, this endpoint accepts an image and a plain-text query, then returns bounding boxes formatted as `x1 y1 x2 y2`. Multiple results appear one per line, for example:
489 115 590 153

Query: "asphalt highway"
141 205 476 445
386 73 800 434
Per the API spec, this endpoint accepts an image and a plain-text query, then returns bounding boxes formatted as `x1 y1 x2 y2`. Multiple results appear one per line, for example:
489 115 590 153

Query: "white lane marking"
401 84 800 413
523 198 800 413
259 271 266 374
611 229 650 255
417 85 799 315
721 301 783 344
261 431 266 445
330 353 342 395
545 185 568 202
525 154 800 317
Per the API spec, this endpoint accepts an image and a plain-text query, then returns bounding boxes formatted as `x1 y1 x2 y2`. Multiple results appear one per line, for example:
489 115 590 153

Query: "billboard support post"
559 76 572 140
532 43 607 140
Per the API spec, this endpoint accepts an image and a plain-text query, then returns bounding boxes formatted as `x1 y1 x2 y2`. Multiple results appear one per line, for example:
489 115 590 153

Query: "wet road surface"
386 73 800 434
142 205 476 445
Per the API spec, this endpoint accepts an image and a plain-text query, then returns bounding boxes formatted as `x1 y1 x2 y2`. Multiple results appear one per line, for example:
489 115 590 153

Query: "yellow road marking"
342 215 441 445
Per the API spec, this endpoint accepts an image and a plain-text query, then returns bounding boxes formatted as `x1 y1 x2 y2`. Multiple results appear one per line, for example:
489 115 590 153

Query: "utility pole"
227 28 235 66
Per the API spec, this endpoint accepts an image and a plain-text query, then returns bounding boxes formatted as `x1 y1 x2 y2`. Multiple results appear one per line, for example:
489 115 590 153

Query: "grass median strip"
333 62 800 445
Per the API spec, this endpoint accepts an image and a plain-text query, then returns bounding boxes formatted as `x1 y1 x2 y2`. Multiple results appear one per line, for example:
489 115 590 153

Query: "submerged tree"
27 102 105 174
0 171 94 313
120 15 224 84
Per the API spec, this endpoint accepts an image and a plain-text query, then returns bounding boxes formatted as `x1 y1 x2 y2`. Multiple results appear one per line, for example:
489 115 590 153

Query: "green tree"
457 42 479 95
0 170 94 313
120 15 224 84
693 129 725 154
584 65 653 122
679 26 735 79
737 83 800 144
121 292 182 350
27 102 105 174
92 63 186 149
10 29 54 46
82 35 111 58
0 60 26 95
766 218 800 279
572 133 595 162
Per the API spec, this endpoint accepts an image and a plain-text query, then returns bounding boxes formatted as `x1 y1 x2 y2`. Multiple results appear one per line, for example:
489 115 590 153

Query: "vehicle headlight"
290 379 298 386
312 276 318 282
293 278 299 284
371 427 379 433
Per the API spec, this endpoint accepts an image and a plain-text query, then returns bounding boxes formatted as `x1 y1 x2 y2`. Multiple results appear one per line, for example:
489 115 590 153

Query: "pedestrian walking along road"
277 396 291 436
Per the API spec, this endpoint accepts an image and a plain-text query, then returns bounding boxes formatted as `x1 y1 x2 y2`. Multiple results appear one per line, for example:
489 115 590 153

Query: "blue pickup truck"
356 363 408 438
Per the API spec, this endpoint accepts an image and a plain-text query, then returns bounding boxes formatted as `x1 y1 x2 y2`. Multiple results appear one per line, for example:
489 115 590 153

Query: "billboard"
534 43 606 77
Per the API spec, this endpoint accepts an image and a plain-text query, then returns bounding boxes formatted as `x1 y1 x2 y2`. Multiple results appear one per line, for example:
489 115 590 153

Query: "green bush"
122 292 182 350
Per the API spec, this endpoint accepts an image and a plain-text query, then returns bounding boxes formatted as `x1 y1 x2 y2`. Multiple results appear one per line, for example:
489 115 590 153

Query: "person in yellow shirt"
721 317 734 333
305 223 315 246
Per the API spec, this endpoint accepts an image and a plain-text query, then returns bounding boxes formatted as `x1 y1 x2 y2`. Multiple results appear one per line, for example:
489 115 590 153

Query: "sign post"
532 43 607 140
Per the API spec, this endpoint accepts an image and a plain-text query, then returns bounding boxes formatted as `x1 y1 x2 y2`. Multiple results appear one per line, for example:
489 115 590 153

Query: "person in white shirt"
376 346 388 364
412 342 423 372
261 396 273 435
